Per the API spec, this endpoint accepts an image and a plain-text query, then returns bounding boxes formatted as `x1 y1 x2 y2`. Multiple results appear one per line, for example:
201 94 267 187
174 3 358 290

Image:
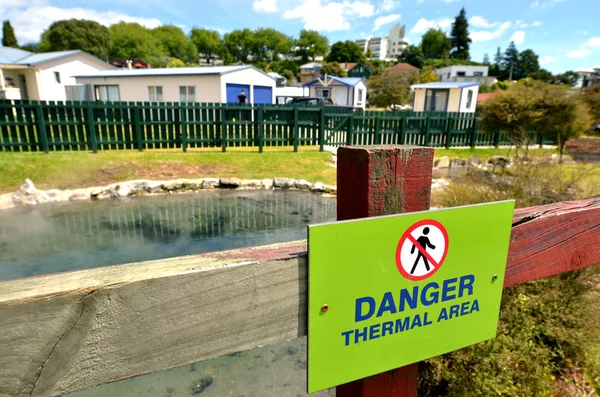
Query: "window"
473 72 484 77
466 90 474 110
316 88 330 98
94 85 120 102
54 72 61 84
456 71 466 77
179 86 195 102
447 73 451 78
357 89 364 104
148 86 163 102
424 89 449 112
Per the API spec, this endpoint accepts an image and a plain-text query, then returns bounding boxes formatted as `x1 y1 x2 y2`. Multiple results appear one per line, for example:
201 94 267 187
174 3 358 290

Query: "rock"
436 157 450 168
0 193 15 210
451 158 467 167
146 181 165 193
273 178 295 189
162 180 185 191
200 178 219 189
116 183 133 197
19 179 36 195
12 192 37 205
186 179 204 191
219 177 242 188
431 178 451 190
470 154 481 165
239 179 262 189
488 156 509 167
46 189 62 202
60 190 73 201
311 182 326 192
294 179 312 190
261 179 274 189
69 193 89 201
323 185 337 194
90 188 104 198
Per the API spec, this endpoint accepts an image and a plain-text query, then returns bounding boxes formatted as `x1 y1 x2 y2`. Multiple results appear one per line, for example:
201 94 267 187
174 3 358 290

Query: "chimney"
127 60 132 70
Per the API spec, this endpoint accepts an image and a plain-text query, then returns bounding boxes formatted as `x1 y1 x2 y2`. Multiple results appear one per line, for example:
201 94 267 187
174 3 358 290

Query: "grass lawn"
0 146 336 194
434 146 559 159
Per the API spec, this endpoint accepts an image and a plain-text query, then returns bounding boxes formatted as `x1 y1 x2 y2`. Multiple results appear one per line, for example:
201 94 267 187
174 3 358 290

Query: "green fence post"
399 117 406 145
293 106 299 152
35 103 49 154
445 116 453 149
258 106 265 153
133 104 144 152
345 113 354 146
180 103 188 153
470 118 478 148
537 132 543 149
424 117 431 146
221 104 227 153
319 106 326 152
374 116 382 145
85 101 98 153
493 128 501 148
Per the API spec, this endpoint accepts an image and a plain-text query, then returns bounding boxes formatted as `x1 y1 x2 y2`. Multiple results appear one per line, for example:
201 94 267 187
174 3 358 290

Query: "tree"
295 29 329 61
109 22 166 62
42 19 110 60
483 54 490 65
224 29 256 63
420 69 440 83
190 28 223 64
280 69 295 82
367 71 418 109
2 21 18 48
553 71 579 86
494 47 503 67
528 69 554 83
397 45 425 69
254 28 293 62
503 42 519 79
515 49 540 80
321 62 347 77
153 25 197 64
449 8 471 60
270 59 300 77
420 28 451 60
582 85 600 126
167 57 186 67
366 48 373 59
20 43 39 52
326 40 366 63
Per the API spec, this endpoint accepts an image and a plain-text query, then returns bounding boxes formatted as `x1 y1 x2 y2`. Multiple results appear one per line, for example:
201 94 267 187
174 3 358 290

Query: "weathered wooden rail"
1 147 599 397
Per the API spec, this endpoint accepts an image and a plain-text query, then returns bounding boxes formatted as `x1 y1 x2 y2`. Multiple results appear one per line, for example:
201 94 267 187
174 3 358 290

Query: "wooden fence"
0 100 553 153
0 146 597 397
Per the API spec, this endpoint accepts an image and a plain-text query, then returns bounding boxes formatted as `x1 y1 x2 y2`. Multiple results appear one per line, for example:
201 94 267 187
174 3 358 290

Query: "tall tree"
326 40 366 63
528 69 554 83
109 22 165 62
515 49 540 80
254 28 293 62
494 47 503 66
367 70 418 109
397 45 425 69
449 8 471 60
503 41 520 79
483 54 490 65
42 19 110 60
295 29 329 61
321 62 347 77
224 29 257 63
152 25 198 64
2 21 18 48
20 43 39 52
582 85 600 126
420 28 451 60
190 28 223 64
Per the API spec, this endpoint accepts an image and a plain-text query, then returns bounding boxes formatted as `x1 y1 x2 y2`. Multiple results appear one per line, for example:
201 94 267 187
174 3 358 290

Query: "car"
289 97 334 106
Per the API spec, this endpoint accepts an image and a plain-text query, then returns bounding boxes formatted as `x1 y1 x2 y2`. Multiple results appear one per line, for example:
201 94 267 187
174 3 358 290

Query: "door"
226 83 250 104
18 75 28 100
252 85 272 105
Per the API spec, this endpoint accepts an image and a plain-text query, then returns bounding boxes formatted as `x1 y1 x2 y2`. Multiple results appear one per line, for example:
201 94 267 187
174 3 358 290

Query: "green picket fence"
0 100 554 153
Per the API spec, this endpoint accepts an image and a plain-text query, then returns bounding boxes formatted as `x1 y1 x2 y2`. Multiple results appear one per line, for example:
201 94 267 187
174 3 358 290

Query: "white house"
74 66 276 104
435 65 495 85
303 75 367 109
0 48 113 101
411 82 480 113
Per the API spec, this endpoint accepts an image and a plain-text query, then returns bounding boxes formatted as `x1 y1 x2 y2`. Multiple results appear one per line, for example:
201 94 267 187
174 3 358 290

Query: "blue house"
303 75 367 109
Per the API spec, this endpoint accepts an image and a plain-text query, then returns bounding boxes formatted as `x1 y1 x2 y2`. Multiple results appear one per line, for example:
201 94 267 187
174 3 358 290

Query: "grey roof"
411 82 480 89
74 65 274 79
303 75 364 87
0 47 34 64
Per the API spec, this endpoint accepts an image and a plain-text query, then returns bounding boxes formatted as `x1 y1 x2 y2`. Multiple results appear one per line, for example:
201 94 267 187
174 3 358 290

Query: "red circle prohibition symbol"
396 219 449 281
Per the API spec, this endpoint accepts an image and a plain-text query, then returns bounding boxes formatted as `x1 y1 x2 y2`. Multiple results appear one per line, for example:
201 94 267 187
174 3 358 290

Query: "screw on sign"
396 220 449 281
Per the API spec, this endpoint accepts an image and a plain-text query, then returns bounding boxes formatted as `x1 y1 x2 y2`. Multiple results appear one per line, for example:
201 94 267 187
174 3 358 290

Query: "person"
410 227 436 274
238 89 247 104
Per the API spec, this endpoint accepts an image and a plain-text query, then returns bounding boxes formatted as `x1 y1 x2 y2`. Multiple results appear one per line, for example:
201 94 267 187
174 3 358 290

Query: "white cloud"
442 0 460 3
409 17 453 34
378 0 398 12
583 37 600 48
532 20 543 27
539 56 557 65
373 13 401 31
283 0 375 32
567 49 591 58
510 31 525 45
531 0 567 8
469 16 498 28
1 0 161 43
253 0 277 13
470 22 511 42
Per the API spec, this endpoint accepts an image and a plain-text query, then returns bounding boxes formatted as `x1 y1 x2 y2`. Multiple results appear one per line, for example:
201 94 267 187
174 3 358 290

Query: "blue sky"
1 0 598 73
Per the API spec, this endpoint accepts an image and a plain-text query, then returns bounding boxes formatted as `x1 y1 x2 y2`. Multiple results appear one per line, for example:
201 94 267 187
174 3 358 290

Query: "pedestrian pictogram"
396 220 449 281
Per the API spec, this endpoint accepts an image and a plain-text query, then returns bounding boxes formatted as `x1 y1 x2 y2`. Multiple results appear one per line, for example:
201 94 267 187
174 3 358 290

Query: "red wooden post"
336 145 435 397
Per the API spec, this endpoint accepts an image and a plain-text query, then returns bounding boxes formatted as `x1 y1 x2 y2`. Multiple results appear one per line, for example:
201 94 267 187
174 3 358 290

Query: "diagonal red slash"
406 233 440 270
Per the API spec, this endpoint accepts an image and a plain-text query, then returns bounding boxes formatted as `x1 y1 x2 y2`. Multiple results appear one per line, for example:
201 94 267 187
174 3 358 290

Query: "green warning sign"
307 201 515 393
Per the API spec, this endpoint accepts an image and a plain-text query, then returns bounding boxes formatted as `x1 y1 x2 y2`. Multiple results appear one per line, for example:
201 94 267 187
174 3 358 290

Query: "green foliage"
528 69 554 83
166 57 186 67
482 53 490 65
321 62 347 77
366 71 418 109
190 28 223 64
423 58 483 69
554 70 579 86
503 42 519 79
421 28 451 60
583 85 600 126
254 28 293 62
397 45 425 69
2 20 18 48
43 19 110 60
224 28 256 63
152 25 197 64
296 29 329 61
515 49 540 80
280 69 295 82
326 40 366 63
20 43 39 52
420 68 440 83
494 47 503 67
109 22 165 62
479 83 492 93
491 80 511 90
270 59 300 76
449 8 471 60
